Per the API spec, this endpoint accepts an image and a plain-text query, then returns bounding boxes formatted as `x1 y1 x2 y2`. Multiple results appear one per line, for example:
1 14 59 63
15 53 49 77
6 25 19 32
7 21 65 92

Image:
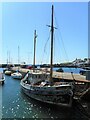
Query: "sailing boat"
11 46 22 79
5 51 12 75
20 5 74 107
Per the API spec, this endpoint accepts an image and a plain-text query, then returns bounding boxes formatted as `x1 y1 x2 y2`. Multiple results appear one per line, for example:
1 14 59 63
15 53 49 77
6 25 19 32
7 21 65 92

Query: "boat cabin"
27 72 50 85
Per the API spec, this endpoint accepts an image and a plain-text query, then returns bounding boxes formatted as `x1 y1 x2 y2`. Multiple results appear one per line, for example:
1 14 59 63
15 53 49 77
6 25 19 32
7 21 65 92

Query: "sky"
0 2 88 64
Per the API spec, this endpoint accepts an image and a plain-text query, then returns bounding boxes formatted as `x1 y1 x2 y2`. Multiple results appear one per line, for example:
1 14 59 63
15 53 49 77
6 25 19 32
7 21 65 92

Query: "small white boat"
11 71 22 80
11 46 22 80
0 72 5 84
5 70 11 75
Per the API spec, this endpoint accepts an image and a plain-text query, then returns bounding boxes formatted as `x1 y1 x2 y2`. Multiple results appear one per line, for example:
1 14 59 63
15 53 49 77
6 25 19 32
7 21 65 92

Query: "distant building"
72 58 90 67
72 58 84 66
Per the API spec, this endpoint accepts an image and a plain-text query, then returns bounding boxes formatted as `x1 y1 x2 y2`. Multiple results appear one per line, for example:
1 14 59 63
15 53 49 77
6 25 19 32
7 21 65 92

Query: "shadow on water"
20 90 90 120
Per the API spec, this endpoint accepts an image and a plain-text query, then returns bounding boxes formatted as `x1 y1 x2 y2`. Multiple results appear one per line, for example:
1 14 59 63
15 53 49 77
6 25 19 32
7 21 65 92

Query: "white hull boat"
5 70 11 76
11 72 22 79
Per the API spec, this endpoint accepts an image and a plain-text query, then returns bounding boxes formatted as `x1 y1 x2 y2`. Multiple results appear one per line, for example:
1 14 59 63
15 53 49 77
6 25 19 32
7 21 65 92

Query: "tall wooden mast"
33 30 37 72
50 5 54 84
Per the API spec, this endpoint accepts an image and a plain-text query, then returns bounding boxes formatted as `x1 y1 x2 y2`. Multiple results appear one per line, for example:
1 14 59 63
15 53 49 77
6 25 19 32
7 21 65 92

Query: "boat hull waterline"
21 80 73 107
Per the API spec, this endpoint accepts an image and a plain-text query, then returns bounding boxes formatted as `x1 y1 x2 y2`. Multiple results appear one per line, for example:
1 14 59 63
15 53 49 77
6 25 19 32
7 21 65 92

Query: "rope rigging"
54 8 78 80
40 30 51 64
54 10 70 63
41 7 78 82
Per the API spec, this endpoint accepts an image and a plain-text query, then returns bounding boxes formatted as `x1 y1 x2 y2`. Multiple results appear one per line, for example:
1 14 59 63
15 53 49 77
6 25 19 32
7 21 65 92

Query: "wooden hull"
21 81 73 107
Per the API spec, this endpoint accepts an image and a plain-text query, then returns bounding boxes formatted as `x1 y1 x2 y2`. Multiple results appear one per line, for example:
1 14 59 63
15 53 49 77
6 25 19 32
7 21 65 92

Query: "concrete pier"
9 67 90 83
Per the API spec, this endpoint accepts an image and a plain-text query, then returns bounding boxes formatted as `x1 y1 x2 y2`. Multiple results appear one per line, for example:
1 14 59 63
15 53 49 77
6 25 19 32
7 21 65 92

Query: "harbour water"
0 68 90 119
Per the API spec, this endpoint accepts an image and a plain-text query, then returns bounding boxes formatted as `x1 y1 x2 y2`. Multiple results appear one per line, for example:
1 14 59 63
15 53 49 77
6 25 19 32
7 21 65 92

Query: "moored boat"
0 72 5 84
5 70 11 76
56 68 64 72
21 71 73 107
11 46 22 80
11 71 22 80
20 5 74 107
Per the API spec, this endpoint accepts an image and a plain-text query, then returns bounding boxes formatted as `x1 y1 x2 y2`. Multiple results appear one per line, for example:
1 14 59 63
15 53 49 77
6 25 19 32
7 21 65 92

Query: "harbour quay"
4 66 90 83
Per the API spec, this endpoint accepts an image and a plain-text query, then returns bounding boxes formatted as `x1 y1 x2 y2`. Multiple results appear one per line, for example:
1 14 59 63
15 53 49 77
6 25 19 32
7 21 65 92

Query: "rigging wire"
54 11 70 62
54 9 76 75
40 30 51 64
53 32 58 64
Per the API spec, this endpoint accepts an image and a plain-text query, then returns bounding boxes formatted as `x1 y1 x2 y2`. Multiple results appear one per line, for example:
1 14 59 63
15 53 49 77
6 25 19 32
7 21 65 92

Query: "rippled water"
0 68 90 119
